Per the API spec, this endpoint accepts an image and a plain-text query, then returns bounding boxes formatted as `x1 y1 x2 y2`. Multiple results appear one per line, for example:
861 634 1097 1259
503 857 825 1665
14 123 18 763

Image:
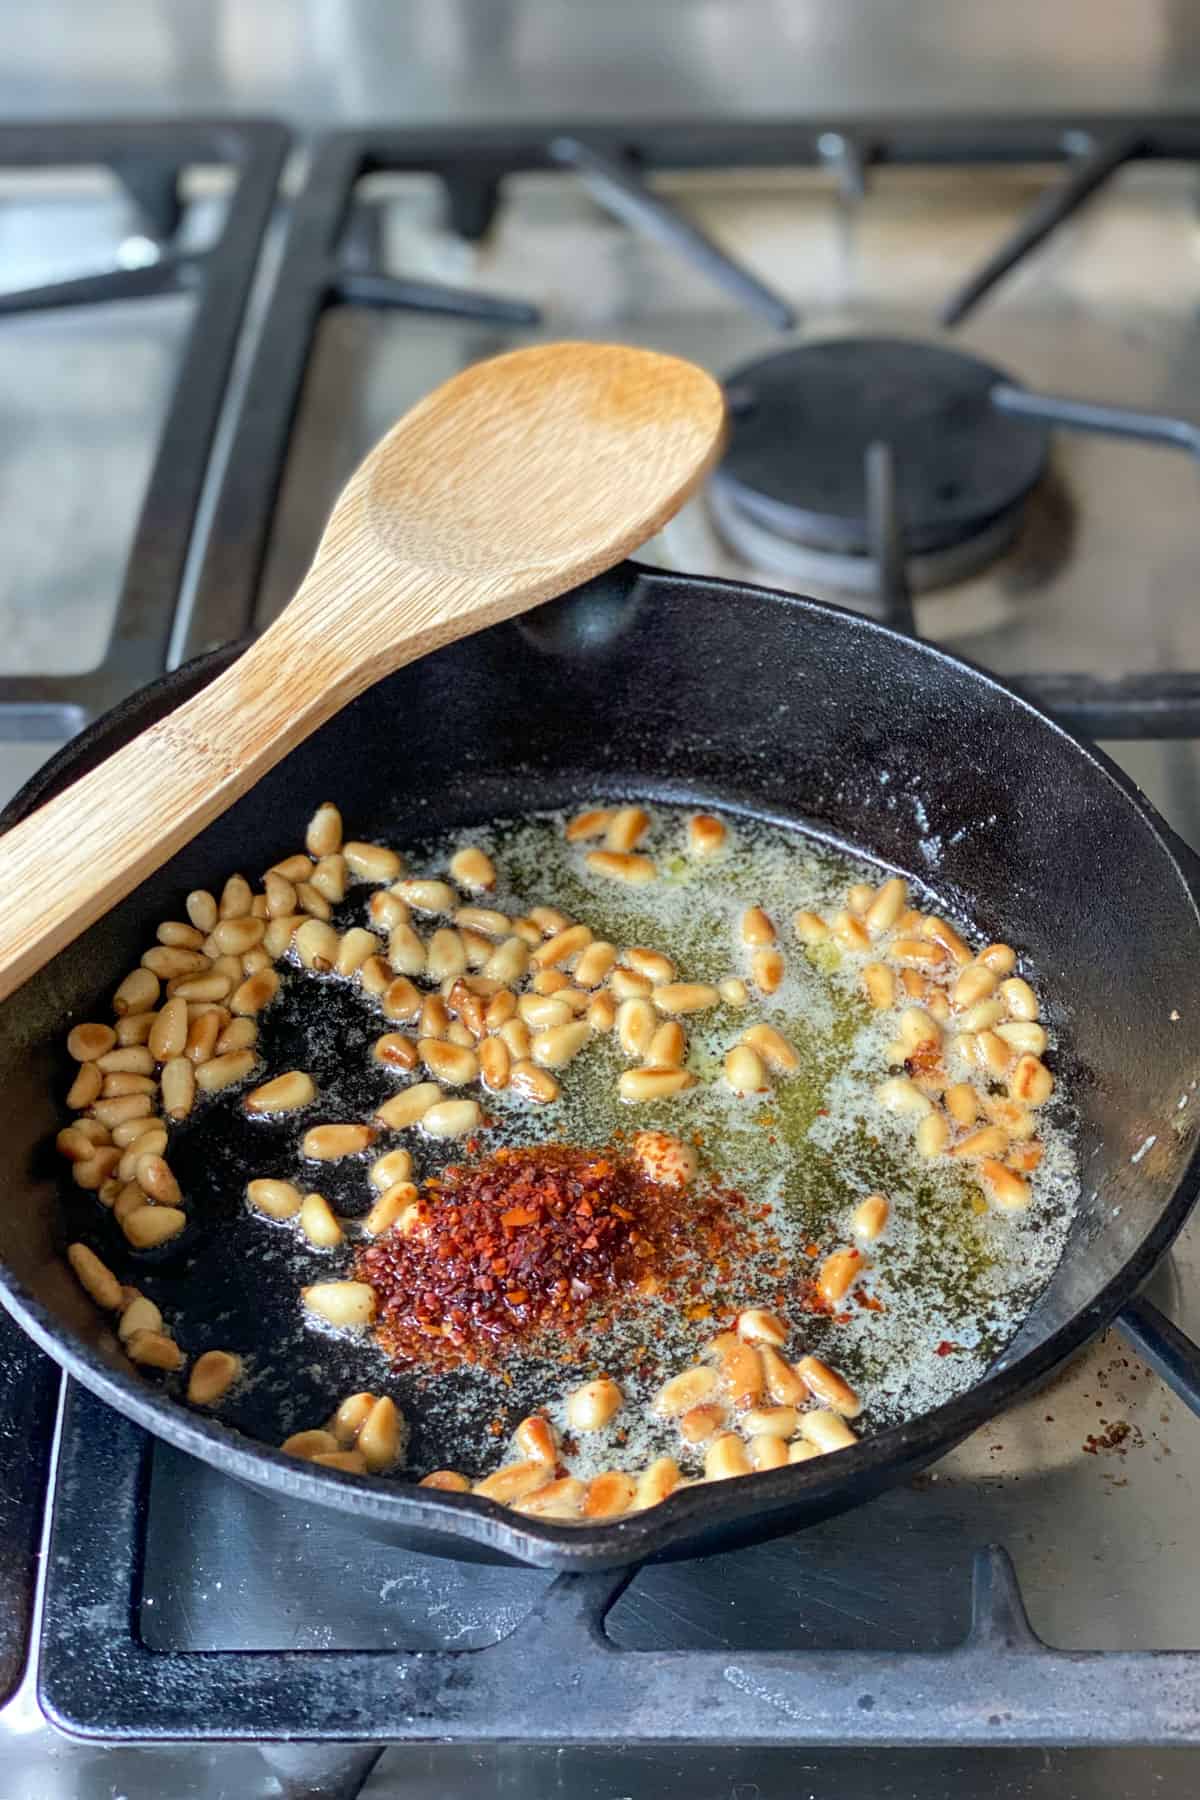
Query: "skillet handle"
1117 1294 1200 1416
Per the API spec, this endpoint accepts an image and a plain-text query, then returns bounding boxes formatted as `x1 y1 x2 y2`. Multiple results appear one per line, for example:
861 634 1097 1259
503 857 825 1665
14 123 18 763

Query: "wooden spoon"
0 342 725 1001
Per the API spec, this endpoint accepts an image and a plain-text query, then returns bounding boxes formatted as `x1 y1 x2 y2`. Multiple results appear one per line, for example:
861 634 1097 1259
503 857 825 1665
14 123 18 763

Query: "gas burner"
709 337 1050 593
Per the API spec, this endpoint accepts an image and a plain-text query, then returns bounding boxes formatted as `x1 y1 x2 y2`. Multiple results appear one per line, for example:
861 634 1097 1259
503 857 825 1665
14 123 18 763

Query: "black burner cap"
712 337 1050 556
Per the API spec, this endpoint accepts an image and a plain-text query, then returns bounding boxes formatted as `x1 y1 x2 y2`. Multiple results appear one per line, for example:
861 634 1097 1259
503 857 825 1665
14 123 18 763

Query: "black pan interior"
1 562 1198 1568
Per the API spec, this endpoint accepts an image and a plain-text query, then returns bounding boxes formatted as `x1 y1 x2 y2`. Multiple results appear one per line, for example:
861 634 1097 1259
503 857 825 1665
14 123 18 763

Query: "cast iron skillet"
1 561 1199 1571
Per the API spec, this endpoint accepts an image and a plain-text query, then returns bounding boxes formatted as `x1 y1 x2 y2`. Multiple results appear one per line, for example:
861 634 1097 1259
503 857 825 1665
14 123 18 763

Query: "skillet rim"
2 558 1198 1570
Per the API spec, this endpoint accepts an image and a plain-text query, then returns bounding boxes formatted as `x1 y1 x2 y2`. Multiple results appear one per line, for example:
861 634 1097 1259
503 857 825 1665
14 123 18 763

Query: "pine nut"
680 809 726 858
194 1050 256 1093
862 963 896 1009
900 1006 940 1050
363 1179 420 1237
323 1392 373 1447
338 1394 397 1471
482 989 516 1032
449 909 508 945
57 1125 101 1162
418 995 450 1040
621 947 673 986
219 874 253 919
1010 1054 1054 1107
282 1429 340 1461
115 1013 155 1046
978 942 1017 974
852 1192 889 1240
736 1308 788 1348
715 1338 765 1406
578 1471 634 1519
310 854 347 904
531 1021 590 1069
743 1404 799 1438
585 850 655 883
788 1439 821 1463
294 880 331 920
619 1067 696 1101
270 854 313 882
742 1023 799 1073
302 801 341 857
717 1044 766 1100
951 1124 1009 1160
367 891 409 935
675 1401 723 1443
656 1366 719 1416
67 1022 117 1062
1000 977 1039 1021
145 996 186 1062
975 1030 1014 1078
629 1458 681 1513
797 1409 858 1454
646 1021 686 1068
339 842 402 884
373 1033 418 1072
183 1012 221 1065
353 956 388 998
745 1433 786 1471
169 971 233 1004
953 964 997 1009
832 911 871 952
794 1354 862 1418
864 876 906 935
793 910 829 947
921 916 972 966
303 1123 375 1160
74 1149 122 1191
957 997 1005 1033
995 1021 1048 1056
530 969 568 997
467 1035 508 1092
719 977 748 1007
66 1063 102 1109
528 924 591 971
311 1450 367 1473
916 1112 950 1157
509 1415 557 1467
188 1350 242 1406
293 919 339 972
67 1243 122 1310
419 1040 479 1085
569 940 614 988
565 807 614 842
244 1070 315 1115
472 1460 550 1504
135 1154 182 1207
186 890 218 933
118 1294 163 1341
445 846 495 893
422 928 463 985
210 917 264 957
331 928 377 978
162 1055 195 1119
264 915 303 958
92 1093 154 1128
513 1477 585 1519
586 992 616 1033
612 996 653 1058
505 916 540 947
99 1076 156 1102
703 1434 750 1481
114 968 160 1015
122 1206 186 1249
740 906 775 948
98 1042 156 1073
300 1192 343 1249
263 871 296 918
566 1376 622 1431
303 1280 376 1326
247 1178 302 1219
125 1327 184 1369
391 879 454 918
479 935 526 986
420 1470 471 1492
944 1082 981 1127
652 982 719 1015
817 1247 865 1308
606 971 649 1005
876 1076 933 1117
1008 1141 1044 1173
749 947 784 995
545 982 592 1014
407 1092 478 1140
984 1096 1036 1141
500 1019 532 1061
604 806 650 853
516 994 568 1031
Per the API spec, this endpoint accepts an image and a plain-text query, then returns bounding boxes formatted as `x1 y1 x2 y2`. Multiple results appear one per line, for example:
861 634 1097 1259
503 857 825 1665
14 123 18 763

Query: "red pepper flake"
934 1339 962 1357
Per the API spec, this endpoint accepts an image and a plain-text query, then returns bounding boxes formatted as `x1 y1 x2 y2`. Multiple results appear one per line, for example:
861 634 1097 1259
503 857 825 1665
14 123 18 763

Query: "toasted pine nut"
118 1294 163 1341
161 1055 195 1119
194 1049 256 1093
335 928 381 977
719 977 748 1007
846 883 873 915
531 1021 590 1069
420 1469 471 1492
944 1082 981 1127
508 1477 583 1519
68 1022 117 1062
186 890 218 933
468 1034 510 1093
299 1192 343 1248
422 1099 482 1138
211 916 265 957
742 1022 800 1073
795 1354 862 1418
146 996 186 1061
585 850 656 883
750 948 784 995
310 854 347 904
67 1243 122 1310
1010 1053 1054 1107
450 907 507 940
890 936 946 969
613 996 654 1059
529 924 593 971
373 1032 419 1072
91 1093 153 1128
517 994 570 1031
282 1429 340 1461
367 891 410 934
606 971 649 1005
247 1177 302 1219
788 1439 822 1463
565 808 614 842
683 810 726 858
419 1039 479 1085
115 1012 156 1045
126 1327 185 1369
865 877 908 935
363 1180 420 1237
112 1179 145 1218
512 1414 558 1466
619 1067 696 1101
340 842 402 884
736 1308 788 1348
646 1020 686 1068
136 1153 182 1207
356 955 390 997
979 942 1017 974
170 971 233 1004
566 1376 623 1432
951 1124 1009 1160
101 1072 157 1097
482 989 516 1032
832 911 871 952
303 1280 376 1327
374 977 420 1026
294 919 339 972
187 1350 241 1406
72 1148 122 1189
980 1158 1031 1210
741 906 775 948
953 964 997 1010
615 951 671 993
393 878 455 917
1008 1141 1044 1173
630 1458 682 1512
983 1096 1036 1141
425 927 465 985
264 871 297 918
605 806 651 853
798 1409 858 1454
586 991 617 1033
862 963 896 1009
114 968 160 1015
303 801 342 858
303 1123 375 1160
359 1151 408 1200
217 874 252 920
655 1365 719 1415
567 940 613 989
476 937 525 989
921 916 972 966
875 1076 933 1117
473 1460 548 1503
715 1338 765 1406
957 996 1006 1033
270 854 313 882
312 1450 368 1473
817 1247 864 1308
679 1402 727 1443
182 1010 221 1064
500 1019 532 1062
122 1206 187 1250
704 1434 751 1481
444 843 496 892
996 1021 1048 1056
916 1112 950 1157
264 914 304 958
652 982 719 1015
418 996 450 1042
794 910 829 945
899 1006 940 1051
999 976 1039 1021
57 1125 102 1162
325 1391 375 1446
383 924 425 981
582 1471 637 1519
976 1029 1015 1078
66 1063 102 1109
505 916 541 948
746 1433 787 1471
852 1192 889 1241
531 969 570 997
743 1405 799 1438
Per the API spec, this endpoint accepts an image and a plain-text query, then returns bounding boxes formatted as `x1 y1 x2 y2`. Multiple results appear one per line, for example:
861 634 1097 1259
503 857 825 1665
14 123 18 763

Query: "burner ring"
712 336 1050 558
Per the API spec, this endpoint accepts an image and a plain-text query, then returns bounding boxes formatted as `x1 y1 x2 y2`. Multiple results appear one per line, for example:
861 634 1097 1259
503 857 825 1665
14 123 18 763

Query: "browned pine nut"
794 910 828 945
449 846 496 890
219 874 253 919
573 940 617 988
419 1039 479 1086
304 801 342 858
302 1123 375 1160
655 1366 718 1415
422 1099 482 1139
646 1021 686 1068
741 906 775 947
420 1470 471 1492
797 1409 858 1454
118 1294 163 1340
92 1093 154 1128
795 1354 862 1418
188 1350 242 1405
211 916 265 956
736 1308 788 1348
184 1012 222 1065
632 1457 683 1509
742 1022 800 1074
310 854 347 904
515 1477 586 1519
705 1434 752 1481
135 1153 182 1206
1000 976 1039 1020
473 1461 548 1504
247 1178 302 1219
652 982 719 1015
951 1124 1009 1160
426 928 466 984
67 1243 123 1310
587 991 616 1033
363 1180 420 1237
373 1033 418 1072
585 850 655 883
742 1405 799 1439
616 996 656 1058
393 877 455 912
244 1070 315 1114
294 919 339 972
302 1281 376 1327
751 948 784 995
565 807 614 842
125 1327 185 1369
478 1036 511 1091
66 1064 103 1110
852 1192 889 1240
605 805 651 853
531 1021 590 1069
161 1055 195 1119
282 1429 339 1460
116 1013 155 1045
565 1376 622 1431
816 1247 865 1308
146 996 186 1061
68 1022 117 1062
921 915 972 966
72 1148 122 1189
344 842 403 883
580 1469 638 1520
1010 1054 1054 1106
194 1049 256 1093
618 1067 696 1102
122 1206 187 1249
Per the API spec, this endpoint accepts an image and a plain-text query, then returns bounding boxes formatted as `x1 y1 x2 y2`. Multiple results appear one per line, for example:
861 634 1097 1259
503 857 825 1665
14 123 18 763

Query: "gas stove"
3 111 1200 1800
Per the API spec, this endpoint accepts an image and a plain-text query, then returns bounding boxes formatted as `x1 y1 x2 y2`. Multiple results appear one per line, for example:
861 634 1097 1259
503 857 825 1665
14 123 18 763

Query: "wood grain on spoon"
0 342 725 1001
